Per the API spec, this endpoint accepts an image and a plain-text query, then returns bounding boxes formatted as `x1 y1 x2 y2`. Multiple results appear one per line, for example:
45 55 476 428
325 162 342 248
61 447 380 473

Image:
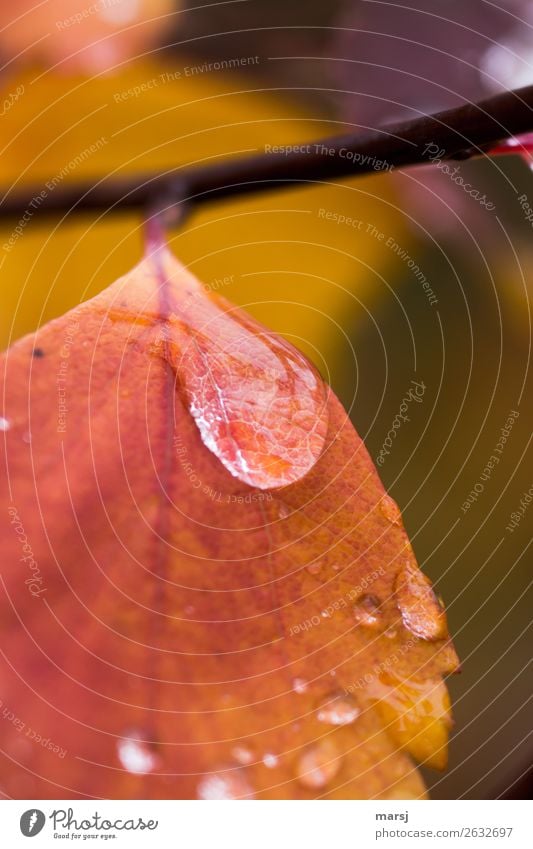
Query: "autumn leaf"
0 239 458 800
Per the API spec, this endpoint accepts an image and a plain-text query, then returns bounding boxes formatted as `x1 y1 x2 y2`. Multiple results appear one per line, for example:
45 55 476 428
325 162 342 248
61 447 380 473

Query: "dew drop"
0 417 10 431
317 694 360 727
117 735 158 775
197 768 254 800
22 431 32 444
395 561 448 642
145 243 329 491
278 503 291 520
353 594 383 629
380 494 402 526
262 752 279 769
293 678 309 695
296 739 342 790
231 745 254 766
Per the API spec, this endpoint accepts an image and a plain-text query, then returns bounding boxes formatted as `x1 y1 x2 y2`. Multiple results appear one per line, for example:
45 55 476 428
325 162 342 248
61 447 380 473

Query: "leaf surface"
0 246 458 799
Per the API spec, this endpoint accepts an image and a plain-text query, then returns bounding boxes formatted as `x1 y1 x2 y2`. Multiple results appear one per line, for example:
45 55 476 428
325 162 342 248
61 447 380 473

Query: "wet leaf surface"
0 245 458 799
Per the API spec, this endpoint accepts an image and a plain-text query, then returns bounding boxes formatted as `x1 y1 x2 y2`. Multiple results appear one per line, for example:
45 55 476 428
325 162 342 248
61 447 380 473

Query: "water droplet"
395 561 448 641
278 503 291 520
262 752 279 769
306 561 323 576
0 417 10 431
380 495 402 525
317 694 360 726
184 605 196 616
321 609 330 619
231 745 254 766
197 768 254 800
22 431 32 444
293 678 308 695
296 739 342 790
353 594 383 629
117 735 158 775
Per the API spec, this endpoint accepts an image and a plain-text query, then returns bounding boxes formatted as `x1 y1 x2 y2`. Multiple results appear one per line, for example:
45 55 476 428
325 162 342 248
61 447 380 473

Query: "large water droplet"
296 739 342 790
317 694 360 726
0 417 10 431
197 768 254 800
353 594 383 629
395 561 447 641
142 239 329 490
117 734 158 775
380 494 402 525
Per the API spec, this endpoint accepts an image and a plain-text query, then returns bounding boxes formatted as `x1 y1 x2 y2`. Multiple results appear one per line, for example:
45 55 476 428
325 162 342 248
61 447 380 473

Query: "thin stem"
3 84 533 220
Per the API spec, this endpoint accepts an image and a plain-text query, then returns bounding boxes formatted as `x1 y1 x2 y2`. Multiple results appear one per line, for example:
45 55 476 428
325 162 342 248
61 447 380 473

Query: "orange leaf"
0 243 458 799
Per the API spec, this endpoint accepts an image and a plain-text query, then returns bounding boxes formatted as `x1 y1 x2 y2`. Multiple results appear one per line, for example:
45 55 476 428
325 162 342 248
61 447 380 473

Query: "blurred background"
0 0 531 799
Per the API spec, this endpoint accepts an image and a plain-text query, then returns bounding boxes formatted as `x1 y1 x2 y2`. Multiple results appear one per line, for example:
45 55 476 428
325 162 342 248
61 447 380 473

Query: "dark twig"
2 84 533 221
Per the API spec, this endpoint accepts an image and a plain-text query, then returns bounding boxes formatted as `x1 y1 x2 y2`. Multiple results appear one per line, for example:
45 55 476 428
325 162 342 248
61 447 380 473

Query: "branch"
3 84 533 221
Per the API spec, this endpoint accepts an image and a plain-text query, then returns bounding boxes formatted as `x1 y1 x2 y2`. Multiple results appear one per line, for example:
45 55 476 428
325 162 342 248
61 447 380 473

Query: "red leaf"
0 244 458 799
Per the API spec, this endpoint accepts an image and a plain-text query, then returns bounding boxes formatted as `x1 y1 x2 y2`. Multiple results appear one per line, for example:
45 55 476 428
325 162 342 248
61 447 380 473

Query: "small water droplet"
353 594 383 629
231 745 254 766
321 609 330 619
293 678 308 695
197 768 254 800
184 605 196 616
306 561 323 576
22 431 32 444
0 417 10 431
384 627 398 640
117 735 158 775
278 503 291 520
262 752 279 769
296 739 342 790
380 495 402 525
317 694 360 726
